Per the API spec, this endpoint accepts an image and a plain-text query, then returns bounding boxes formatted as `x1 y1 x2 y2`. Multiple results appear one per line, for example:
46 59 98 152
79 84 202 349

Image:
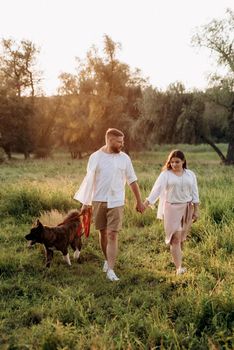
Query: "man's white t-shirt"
74 150 137 208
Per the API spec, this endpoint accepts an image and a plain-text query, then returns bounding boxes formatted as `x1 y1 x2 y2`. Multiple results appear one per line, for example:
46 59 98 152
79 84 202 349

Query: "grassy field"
0 145 233 349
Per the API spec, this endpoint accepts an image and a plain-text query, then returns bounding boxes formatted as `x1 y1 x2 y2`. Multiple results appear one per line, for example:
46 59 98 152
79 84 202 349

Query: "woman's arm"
191 171 200 221
192 203 199 222
145 171 167 207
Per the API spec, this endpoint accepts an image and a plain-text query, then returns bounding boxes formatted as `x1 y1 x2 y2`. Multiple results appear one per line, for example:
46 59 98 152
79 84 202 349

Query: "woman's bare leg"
170 231 183 270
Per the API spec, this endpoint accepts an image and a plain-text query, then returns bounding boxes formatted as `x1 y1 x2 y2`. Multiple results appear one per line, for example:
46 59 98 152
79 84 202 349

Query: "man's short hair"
105 128 124 139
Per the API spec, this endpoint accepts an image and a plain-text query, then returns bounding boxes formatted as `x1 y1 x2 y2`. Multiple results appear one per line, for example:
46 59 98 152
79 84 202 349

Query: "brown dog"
25 210 83 267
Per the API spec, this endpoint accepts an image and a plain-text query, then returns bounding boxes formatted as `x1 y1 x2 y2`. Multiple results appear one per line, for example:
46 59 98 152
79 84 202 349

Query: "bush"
1 186 75 220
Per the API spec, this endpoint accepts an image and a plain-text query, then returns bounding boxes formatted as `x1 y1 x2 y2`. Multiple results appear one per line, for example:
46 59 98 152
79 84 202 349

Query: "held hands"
143 199 150 208
135 199 152 214
135 201 146 214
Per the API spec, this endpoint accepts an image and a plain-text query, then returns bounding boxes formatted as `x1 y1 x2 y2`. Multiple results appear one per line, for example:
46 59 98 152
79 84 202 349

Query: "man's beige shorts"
92 201 124 231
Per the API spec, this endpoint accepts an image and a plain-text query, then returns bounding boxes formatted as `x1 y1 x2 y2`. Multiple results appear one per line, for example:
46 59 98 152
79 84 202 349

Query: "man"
74 128 145 281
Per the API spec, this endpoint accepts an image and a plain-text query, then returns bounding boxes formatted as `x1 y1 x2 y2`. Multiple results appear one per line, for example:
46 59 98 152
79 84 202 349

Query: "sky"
0 0 233 95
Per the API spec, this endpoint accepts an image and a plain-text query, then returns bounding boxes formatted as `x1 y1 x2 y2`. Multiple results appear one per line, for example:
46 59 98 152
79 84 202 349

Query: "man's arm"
129 181 145 213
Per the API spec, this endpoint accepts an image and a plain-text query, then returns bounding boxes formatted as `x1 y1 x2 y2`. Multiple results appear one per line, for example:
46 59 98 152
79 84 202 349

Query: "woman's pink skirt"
163 202 194 244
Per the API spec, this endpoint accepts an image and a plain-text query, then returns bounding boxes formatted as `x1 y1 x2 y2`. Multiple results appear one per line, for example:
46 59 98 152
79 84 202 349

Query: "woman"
144 150 199 275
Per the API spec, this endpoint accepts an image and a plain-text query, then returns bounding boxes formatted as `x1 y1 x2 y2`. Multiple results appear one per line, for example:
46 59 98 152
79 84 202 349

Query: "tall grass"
0 147 233 349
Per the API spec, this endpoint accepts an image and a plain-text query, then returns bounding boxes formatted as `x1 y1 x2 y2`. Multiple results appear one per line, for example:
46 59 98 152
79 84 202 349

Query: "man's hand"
129 182 145 214
136 201 146 214
80 204 90 215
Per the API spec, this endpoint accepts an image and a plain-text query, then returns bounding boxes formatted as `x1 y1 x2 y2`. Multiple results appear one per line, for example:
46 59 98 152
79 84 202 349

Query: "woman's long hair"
162 149 187 171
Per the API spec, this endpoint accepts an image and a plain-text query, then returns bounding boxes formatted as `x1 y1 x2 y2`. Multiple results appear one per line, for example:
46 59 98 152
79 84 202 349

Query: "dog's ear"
36 219 43 228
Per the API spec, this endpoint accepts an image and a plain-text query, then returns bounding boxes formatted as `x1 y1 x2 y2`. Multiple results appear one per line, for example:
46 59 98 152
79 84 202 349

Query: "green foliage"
0 185 74 221
192 8 234 73
0 92 36 159
0 32 232 161
192 9 234 164
203 101 228 142
57 35 144 154
0 38 41 97
176 94 205 144
133 85 207 147
0 149 233 349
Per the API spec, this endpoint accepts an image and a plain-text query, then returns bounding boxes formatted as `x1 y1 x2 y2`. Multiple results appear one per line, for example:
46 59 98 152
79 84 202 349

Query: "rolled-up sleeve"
146 171 167 205
73 154 96 205
191 172 199 203
126 158 137 185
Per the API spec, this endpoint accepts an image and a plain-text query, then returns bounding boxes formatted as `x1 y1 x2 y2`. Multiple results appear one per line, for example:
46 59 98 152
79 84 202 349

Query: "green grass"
0 145 233 349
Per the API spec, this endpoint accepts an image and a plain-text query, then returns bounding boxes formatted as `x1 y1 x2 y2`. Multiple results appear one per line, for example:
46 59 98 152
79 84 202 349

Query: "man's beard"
111 145 122 153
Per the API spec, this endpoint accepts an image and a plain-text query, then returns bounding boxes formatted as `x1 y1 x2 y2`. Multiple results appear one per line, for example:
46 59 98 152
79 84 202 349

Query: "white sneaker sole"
106 270 120 281
106 276 120 281
176 267 187 275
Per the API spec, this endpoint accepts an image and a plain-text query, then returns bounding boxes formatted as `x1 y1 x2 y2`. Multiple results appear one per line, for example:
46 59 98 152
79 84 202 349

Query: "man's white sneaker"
103 260 108 273
106 269 120 281
176 267 187 275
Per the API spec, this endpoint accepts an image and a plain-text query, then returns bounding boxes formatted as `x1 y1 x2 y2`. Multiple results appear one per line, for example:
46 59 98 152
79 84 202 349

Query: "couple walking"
74 128 199 281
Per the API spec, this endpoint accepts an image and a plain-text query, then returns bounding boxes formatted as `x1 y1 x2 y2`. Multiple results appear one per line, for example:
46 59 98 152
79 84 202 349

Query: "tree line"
0 9 233 164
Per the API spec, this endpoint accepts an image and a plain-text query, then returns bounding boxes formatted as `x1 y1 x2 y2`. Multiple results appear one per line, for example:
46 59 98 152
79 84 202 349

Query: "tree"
33 96 61 158
0 39 42 158
58 35 145 155
79 34 145 150
0 90 34 159
131 82 191 148
131 86 166 148
58 73 79 96
203 99 228 143
0 87 17 158
176 93 206 144
0 38 41 97
55 94 93 159
192 8 234 164
57 70 94 158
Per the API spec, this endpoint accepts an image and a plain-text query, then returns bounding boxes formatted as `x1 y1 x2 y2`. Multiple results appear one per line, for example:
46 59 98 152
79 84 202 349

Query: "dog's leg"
77 237 82 252
63 253 71 266
27 240 34 248
73 249 80 260
45 247 53 268
71 238 82 261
